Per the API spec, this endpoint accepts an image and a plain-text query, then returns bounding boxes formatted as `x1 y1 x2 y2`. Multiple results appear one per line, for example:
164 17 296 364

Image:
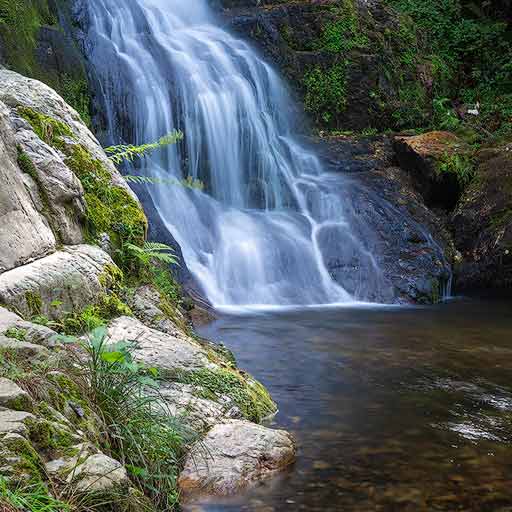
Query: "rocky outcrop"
217 0 433 131
0 245 114 319
317 134 454 303
179 419 296 498
394 131 472 208
451 144 512 290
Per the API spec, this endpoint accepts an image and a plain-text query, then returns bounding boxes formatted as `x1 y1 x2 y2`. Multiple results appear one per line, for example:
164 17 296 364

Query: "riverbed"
193 296 512 511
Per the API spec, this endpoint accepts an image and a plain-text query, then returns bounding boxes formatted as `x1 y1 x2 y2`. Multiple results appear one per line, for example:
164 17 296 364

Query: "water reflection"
193 297 512 511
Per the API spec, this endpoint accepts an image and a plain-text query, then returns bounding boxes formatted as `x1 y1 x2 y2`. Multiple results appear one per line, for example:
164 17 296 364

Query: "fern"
105 131 184 164
125 241 179 267
124 174 204 190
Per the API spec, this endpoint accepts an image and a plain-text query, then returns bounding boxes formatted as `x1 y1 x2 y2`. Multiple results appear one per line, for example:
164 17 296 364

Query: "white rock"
179 419 296 497
0 245 115 318
0 101 56 274
67 453 129 493
0 378 32 411
107 316 215 372
0 408 35 435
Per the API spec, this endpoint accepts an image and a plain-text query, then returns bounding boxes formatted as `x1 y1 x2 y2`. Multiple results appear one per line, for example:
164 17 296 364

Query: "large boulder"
0 245 115 318
179 419 296 498
451 144 512 290
0 101 56 273
394 131 472 208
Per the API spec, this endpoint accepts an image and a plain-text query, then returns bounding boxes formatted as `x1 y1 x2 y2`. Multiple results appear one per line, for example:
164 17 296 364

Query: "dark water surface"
193 297 512 512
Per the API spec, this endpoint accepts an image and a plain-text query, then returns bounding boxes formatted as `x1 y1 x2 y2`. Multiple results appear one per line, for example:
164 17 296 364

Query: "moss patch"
176 367 276 423
18 106 74 149
65 144 147 250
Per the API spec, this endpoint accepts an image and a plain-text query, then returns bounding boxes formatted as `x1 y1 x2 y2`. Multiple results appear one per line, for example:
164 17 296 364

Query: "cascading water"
85 0 392 307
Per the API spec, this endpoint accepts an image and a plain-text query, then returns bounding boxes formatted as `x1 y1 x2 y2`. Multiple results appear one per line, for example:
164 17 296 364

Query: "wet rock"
318 135 454 303
179 419 296 498
451 144 512 290
0 379 32 412
394 131 471 208
107 316 215 372
67 453 129 493
0 244 114 319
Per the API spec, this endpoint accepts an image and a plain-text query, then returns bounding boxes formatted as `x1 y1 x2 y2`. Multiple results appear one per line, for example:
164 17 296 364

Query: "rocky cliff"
0 70 295 509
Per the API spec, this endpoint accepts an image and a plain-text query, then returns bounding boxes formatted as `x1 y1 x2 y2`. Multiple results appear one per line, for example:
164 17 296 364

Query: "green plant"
63 327 194 510
433 97 461 131
437 151 475 187
105 131 184 164
0 476 69 512
4 327 27 341
124 242 179 267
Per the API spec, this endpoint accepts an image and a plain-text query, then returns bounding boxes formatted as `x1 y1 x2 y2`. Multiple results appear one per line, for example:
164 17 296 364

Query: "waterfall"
85 0 391 307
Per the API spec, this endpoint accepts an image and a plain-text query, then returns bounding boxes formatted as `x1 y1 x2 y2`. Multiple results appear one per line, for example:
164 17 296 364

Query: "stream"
195 297 512 511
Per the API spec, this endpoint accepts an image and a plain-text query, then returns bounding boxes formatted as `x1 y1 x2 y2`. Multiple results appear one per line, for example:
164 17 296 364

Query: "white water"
86 0 390 307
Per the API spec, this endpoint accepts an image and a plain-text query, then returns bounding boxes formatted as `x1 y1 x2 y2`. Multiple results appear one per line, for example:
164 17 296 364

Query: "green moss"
176 367 276 423
436 151 475 188
4 327 27 341
304 63 348 125
2 433 46 484
25 291 42 317
99 264 125 292
66 144 147 252
18 106 74 149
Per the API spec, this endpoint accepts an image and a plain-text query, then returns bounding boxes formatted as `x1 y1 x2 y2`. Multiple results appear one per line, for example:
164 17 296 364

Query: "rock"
107 316 214 373
45 442 98 477
0 309 61 348
0 336 50 360
0 69 136 200
127 285 184 336
0 379 32 412
317 135 453 303
451 144 512 290
160 383 242 432
0 101 56 273
394 131 471 208
179 419 296 498
15 126 86 244
67 453 129 493
0 244 115 318
0 409 35 435
0 307 22 332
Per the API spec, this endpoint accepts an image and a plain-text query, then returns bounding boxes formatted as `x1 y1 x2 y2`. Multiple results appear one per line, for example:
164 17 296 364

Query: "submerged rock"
179 419 296 498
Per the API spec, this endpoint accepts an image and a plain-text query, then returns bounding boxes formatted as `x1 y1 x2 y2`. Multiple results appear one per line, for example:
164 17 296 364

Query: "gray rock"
0 69 137 201
179 419 296 497
160 383 242 432
0 101 56 273
128 285 183 336
0 307 22 332
0 408 35 435
107 316 215 373
67 453 129 493
45 442 98 477
0 244 115 318
16 127 86 244
0 378 32 412
0 336 50 360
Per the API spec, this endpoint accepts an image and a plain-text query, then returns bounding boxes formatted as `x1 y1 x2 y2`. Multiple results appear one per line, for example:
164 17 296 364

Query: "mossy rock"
175 367 276 423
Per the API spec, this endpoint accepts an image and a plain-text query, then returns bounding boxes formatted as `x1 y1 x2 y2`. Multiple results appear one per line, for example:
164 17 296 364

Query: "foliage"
66 144 147 250
124 242 179 268
105 131 184 164
0 476 69 512
65 327 194 510
437 151 475 188
387 0 512 137
304 64 347 124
